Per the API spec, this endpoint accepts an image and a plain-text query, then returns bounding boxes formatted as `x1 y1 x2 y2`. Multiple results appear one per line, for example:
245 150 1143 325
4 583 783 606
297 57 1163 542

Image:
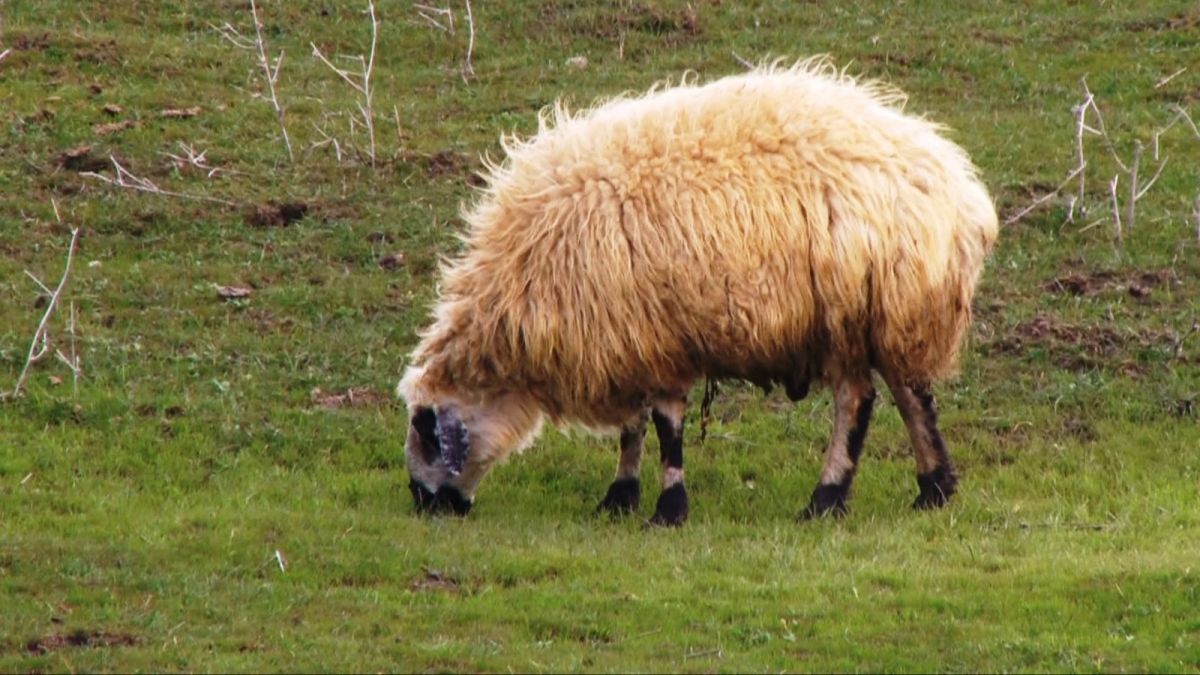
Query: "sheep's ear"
411 407 441 464
435 407 470 476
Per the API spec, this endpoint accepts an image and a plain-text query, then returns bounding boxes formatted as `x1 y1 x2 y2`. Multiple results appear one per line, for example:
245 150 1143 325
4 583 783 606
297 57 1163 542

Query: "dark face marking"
411 407 441 464
596 477 641 516
435 407 470 475
648 483 688 527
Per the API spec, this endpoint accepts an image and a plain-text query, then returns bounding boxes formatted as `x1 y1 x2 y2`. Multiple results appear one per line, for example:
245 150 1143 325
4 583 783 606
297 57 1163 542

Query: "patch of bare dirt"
26 630 137 654
1126 10 1199 32
246 201 309 227
986 313 1171 375
12 32 52 51
541 1 702 43
58 145 110 173
1043 269 1179 302
378 252 406 271
409 569 460 593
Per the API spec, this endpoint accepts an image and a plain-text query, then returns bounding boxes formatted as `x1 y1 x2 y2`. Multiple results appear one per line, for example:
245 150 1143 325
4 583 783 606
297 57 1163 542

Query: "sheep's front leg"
800 375 876 519
596 410 648 515
884 375 957 509
649 398 689 526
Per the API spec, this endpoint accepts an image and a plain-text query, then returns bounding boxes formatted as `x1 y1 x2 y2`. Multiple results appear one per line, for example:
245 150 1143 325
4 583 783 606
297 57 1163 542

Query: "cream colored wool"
401 59 998 448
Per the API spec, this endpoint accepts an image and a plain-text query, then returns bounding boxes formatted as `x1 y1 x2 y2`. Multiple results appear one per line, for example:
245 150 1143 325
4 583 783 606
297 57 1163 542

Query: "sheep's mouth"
409 479 473 516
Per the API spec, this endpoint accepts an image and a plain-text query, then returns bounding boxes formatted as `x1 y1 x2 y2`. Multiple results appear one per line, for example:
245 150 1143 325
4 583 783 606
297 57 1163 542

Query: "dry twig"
311 0 379 165
413 3 454 32
461 0 476 83
12 220 81 399
83 156 238 206
213 0 294 161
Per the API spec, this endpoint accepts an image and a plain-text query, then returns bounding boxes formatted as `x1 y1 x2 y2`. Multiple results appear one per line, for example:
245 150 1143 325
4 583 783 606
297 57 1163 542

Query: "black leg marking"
799 482 849 519
912 388 957 510
648 483 689 527
914 388 951 468
410 480 473 516
914 465 958 510
596 477 641 515
651 410 683 473
649 408 689 526
800 387 875 520
846 388 877 464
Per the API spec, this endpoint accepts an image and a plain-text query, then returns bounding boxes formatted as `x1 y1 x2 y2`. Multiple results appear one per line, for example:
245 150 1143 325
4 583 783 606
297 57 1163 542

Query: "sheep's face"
403 392 544 516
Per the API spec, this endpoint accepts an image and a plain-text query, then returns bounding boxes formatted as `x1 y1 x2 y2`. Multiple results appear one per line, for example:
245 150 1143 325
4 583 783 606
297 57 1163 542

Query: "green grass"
3 0 1200 671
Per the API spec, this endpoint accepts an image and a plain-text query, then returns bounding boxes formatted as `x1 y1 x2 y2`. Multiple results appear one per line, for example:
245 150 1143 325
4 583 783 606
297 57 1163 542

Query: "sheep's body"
400 60 998 522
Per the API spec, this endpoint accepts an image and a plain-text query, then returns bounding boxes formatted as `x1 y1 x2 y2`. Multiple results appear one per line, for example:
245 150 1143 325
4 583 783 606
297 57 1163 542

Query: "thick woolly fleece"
400 58 998 471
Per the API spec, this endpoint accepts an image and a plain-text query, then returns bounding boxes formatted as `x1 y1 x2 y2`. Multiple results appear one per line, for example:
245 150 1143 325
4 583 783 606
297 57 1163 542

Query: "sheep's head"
400 367 544 516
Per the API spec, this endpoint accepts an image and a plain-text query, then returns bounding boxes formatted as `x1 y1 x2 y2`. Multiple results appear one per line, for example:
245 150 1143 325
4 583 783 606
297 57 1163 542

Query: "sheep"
398 59 999 524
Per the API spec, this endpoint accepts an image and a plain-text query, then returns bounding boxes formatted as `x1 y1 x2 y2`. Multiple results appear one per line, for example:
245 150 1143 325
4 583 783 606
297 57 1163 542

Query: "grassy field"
3 0 1200 671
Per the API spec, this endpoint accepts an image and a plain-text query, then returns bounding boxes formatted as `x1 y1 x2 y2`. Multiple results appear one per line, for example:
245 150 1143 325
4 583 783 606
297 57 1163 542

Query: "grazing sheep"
399 59 998 524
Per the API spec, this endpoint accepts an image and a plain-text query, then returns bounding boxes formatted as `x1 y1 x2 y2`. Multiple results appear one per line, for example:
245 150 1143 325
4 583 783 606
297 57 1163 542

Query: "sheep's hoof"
799 483 849 520
596 477 641 516
912 466 957 510
410 480 473 516
648 483 688 527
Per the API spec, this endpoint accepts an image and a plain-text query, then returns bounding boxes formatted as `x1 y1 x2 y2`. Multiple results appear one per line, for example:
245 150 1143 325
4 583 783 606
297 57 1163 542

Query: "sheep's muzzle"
409 479 473 516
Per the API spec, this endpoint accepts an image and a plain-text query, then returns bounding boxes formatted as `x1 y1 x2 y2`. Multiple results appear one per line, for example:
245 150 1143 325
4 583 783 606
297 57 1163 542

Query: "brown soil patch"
58 145 110 173
409 569 460 593
27 630 137 654
1126 11 1199 32
541 1 702 43
1043 269 1179 300
247 201 309 227
378 252 406 271
986 313 1170 375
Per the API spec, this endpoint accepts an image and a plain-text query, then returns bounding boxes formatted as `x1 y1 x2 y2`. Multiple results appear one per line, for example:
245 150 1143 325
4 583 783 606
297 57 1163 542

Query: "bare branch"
1080 77 1130 173
83 156 239 206
13 228 80 398
1003 163 1086 226
414 3 454 32
249 0 294 161
1108 174 1122 248
461 0 476 83
1125 140 1141 230
310 1 379 165
1155 67 1187 89
731 51 755 71
0 48 11 64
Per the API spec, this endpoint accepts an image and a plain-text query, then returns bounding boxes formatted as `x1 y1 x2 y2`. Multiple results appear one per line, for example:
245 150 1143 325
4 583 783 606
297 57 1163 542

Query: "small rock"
216 285 253 300
102 103 123 116
566 55 589 69
159 106 201 119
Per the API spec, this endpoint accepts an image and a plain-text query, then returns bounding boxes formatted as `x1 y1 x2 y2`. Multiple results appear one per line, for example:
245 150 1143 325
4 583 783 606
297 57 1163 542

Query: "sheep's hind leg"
596 410 648 515
649 398 689 527
884 375 957 509
800 375 876 519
